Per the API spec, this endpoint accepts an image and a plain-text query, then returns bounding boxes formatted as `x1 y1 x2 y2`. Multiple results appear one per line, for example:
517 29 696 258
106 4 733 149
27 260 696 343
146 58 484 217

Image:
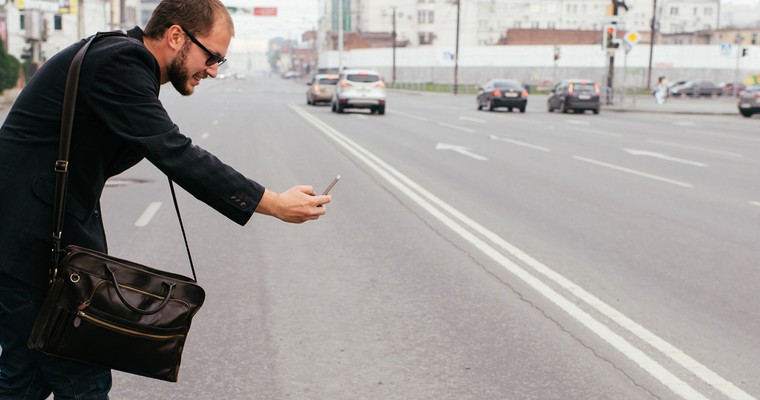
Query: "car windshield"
347 74 380 83
494 81 521 89
745 85 760 94
318 78 338 85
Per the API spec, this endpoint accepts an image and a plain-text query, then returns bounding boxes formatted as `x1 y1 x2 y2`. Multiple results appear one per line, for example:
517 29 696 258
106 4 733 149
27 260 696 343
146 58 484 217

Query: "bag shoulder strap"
51 30 198 282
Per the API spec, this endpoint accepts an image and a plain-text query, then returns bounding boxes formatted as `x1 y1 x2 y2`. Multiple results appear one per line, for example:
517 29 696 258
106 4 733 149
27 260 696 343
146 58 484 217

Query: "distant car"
234 72 246 80
669 80 722 97
306 74 339 105
666 80 686 96
332 69 386 115
737 84 760 117
282 71 302 79
476 79 528 112
721 82 746 97
547 79 601 114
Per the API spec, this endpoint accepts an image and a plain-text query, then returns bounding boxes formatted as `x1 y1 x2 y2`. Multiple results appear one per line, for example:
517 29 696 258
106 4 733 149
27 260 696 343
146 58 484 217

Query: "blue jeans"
0 273 112 400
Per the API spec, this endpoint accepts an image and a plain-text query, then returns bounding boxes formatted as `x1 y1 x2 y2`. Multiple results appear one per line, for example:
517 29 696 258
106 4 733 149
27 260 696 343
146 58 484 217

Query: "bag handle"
105 265 176 315
51 30 198 283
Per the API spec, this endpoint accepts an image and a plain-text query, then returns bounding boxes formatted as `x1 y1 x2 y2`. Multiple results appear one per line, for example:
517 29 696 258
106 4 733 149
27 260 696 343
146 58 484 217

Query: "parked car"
669 80 722 97
666 80 687 96
547 79 601 114
737 84 760 117
721 82 747 97
306 74 339 105
332 69 387 115
476 79 528 112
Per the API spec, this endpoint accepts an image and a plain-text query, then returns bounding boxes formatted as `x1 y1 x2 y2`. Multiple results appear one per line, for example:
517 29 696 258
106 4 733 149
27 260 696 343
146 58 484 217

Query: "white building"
320 0 721 48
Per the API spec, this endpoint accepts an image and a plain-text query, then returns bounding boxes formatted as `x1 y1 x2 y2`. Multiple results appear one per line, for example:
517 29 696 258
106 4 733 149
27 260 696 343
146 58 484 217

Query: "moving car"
547 79 601 114
306 74 339 105
721 82 746 97
476 79 528 112
669 80 722 97
332 69 387 115
738 84 760 117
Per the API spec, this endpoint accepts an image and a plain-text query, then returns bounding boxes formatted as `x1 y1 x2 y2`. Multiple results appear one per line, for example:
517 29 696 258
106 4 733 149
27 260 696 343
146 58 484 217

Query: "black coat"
0 28 264 288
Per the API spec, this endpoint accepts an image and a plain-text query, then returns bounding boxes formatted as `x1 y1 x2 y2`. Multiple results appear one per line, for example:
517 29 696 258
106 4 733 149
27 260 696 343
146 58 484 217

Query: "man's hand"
255 187 330 223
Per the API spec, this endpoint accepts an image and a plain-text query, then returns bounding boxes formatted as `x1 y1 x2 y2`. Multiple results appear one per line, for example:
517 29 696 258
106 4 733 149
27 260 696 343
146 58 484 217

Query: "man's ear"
166 25 184 52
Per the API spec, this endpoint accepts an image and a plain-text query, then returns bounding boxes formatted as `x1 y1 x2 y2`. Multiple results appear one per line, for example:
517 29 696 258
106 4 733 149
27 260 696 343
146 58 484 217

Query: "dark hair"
143 0 234 40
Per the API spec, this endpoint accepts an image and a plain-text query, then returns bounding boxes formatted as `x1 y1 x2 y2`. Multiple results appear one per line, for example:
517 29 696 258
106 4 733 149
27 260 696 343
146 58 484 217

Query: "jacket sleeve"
81 40 264 226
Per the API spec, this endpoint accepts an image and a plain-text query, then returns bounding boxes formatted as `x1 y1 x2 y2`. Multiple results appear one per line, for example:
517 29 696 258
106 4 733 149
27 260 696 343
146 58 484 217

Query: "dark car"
476 79 528 112
547 79 600 114
737 84 760 117
669 80 722 97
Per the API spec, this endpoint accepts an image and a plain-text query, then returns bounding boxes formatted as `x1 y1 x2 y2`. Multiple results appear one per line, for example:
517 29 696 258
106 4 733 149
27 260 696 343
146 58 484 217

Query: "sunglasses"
181 27 227 67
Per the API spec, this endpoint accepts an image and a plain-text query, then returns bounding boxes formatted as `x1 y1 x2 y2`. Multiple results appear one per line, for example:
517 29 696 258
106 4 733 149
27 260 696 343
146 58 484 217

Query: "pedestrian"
0 0 331 398
654 76 668 104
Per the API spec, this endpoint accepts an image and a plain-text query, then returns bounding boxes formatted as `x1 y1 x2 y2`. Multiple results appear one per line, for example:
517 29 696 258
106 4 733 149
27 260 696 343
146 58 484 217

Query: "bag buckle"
54 160 68 173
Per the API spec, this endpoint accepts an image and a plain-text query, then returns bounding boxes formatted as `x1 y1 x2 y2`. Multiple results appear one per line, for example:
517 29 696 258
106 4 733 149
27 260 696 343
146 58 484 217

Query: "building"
319 0 722 49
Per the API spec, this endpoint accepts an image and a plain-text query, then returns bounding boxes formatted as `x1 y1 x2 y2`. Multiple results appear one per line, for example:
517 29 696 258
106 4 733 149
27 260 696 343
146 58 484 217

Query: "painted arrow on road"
624 149 708 167
436 142 488 161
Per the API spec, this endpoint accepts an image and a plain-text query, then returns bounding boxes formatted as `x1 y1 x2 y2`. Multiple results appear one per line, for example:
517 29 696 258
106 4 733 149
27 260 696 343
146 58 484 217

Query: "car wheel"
740 110 753 118
593 108 600 115
547 102 554 112
337 103 344 113
560 102 568 113
370 107 377 114
378 105 385 115
519 106 526 113
477 100 483 111
487 100 494 111
331 102 336 112
508 107 513 112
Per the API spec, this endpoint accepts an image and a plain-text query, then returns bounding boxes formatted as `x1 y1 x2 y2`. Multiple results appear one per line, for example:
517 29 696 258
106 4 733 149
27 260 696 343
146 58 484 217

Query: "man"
0 0 330 397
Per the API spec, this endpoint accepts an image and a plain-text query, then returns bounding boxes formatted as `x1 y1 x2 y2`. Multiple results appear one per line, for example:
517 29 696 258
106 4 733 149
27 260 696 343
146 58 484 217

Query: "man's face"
168 25 231 96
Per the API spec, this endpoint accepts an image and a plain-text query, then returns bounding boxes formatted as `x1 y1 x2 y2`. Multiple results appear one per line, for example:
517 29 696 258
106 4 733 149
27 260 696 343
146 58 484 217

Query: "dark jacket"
0 27 264 289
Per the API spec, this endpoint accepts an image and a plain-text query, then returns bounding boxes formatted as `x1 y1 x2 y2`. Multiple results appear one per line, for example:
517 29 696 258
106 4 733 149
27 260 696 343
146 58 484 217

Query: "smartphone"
321 174 341 195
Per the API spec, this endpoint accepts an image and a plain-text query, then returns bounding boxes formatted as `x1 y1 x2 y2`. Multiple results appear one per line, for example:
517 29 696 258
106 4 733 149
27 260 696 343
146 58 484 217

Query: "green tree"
0 39 20 90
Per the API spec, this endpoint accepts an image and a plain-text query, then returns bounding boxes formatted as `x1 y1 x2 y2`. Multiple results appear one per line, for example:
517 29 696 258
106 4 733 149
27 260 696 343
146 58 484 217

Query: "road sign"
253 7 277 16
624 31 641 46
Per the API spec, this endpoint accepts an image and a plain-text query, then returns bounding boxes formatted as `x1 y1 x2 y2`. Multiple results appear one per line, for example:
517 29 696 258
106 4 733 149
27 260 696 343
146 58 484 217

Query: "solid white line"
438 122 475 133
134 202 162 227
573 156 694 188
565 126 624 138
291 104 754 400
201 132 210 140
387 109 428 121
749 201 760 207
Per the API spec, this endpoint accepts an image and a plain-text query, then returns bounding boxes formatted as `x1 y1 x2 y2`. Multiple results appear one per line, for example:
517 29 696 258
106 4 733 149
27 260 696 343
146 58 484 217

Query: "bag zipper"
75 311 186 340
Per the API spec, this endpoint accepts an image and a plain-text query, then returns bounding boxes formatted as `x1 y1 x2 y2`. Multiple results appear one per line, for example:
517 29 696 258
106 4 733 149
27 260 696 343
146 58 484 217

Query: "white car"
331 69 386 115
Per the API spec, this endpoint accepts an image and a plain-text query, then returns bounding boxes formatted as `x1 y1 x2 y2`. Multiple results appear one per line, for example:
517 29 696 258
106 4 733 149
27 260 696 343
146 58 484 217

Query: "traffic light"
604 24 619 49
742 48 748 57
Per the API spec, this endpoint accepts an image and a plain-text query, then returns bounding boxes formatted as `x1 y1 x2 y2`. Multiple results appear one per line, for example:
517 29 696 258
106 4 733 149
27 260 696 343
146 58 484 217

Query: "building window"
54 15 62 30
419 32 434 45
531 21 540 29
547 21 556 29
693 7 698 15
20 14 24 30
428 10 434 24
704 7 712 16
670 7 678 15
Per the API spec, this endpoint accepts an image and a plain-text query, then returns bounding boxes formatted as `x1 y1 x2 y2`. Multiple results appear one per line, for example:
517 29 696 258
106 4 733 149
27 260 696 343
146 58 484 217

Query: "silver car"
331 69 387 115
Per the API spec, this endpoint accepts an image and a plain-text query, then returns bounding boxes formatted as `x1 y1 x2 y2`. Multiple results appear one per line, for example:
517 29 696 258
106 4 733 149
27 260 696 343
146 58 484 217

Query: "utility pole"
453 0 460 95
646 0 657 91
392 7 396 85
338 0 343 74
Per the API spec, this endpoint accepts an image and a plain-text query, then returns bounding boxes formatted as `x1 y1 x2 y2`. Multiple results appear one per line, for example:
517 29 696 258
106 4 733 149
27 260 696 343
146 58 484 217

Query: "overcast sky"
223 0 319 52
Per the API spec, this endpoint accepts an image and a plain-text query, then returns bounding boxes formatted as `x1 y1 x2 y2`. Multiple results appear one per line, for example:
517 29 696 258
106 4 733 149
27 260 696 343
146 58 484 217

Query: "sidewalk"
604 94 739 115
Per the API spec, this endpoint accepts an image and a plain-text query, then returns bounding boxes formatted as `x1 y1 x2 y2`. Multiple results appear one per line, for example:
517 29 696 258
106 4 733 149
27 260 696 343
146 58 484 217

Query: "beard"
168 43 193 96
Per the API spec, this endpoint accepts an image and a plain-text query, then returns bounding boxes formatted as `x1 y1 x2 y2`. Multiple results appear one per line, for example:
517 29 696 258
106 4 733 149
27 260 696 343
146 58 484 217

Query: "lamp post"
391 6 396 85
453 0 460 95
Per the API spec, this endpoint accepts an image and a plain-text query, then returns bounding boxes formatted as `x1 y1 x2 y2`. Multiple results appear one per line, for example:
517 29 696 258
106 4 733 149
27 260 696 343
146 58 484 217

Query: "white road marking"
489 135 550 152
352 114 369 120
674 121 696 126
387 109 428 121
574 156 694 188
201 132 210 140
749 201 760 207
438 122 475 133
624 148 708 167
435 142 488 160
565 126 624 137
291 104 754 400
134 202 162 227
459 116 486 123
646 139 743 158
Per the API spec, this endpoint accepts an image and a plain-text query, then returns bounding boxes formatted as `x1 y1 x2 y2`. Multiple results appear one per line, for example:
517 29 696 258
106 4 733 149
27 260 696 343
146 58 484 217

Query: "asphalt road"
14 75 758 399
